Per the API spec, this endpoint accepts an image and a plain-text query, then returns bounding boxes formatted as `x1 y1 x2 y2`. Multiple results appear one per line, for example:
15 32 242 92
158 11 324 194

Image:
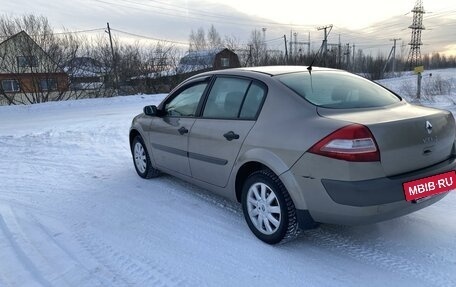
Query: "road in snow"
1 69 456 286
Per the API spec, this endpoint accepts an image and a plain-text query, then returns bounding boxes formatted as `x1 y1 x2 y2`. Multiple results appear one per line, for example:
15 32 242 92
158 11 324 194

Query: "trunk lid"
318 102 456 176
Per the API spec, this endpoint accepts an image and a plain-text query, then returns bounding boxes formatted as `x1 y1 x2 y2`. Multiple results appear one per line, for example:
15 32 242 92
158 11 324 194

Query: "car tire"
131 135 160 179
241 169 298 244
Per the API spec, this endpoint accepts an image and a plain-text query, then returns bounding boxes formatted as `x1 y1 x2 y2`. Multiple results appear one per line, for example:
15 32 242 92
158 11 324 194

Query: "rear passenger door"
188 76 266 187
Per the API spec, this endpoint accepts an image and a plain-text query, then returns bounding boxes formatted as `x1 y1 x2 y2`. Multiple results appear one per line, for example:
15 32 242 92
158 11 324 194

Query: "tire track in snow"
373 233 456 268
26 213 118 287
74 229 196 287
0 204 120 286
306 226 455 287
0 205 53 287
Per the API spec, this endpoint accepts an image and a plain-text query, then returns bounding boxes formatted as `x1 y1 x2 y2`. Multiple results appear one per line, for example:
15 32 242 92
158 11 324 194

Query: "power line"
53 28 106 35
264 36 284 43
90 0 316 29
110 28 189 45
0 27 106 38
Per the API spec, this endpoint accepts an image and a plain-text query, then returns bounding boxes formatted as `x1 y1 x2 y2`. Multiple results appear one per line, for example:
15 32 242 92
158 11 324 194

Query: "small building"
0 31 69 104
178 48 240 73
65 57 106 90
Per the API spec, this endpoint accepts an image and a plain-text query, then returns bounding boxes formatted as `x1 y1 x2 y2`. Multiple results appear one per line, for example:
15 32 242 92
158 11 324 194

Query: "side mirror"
143 105 158 116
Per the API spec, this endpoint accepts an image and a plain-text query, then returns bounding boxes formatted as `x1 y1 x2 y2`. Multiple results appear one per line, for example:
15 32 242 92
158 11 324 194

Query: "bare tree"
123 41 181 94
224 34 250 66
207 25 222 50
224 34 241 51
148 43 182 92
247 29 266 66
189 27 206 52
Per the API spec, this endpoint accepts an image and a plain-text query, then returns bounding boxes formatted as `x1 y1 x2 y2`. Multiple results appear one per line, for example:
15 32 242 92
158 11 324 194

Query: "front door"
149 80 208 176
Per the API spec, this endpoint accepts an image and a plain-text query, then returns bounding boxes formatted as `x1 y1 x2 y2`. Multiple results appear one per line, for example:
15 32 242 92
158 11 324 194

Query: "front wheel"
241 169 298 244
131 135 160 179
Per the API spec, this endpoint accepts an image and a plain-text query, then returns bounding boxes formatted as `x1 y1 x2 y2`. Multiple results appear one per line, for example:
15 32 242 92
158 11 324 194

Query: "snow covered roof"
64 57 106 78
179 48 227 67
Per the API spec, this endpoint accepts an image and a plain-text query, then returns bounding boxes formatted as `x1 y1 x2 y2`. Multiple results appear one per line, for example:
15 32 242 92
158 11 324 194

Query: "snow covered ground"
1 69 456 287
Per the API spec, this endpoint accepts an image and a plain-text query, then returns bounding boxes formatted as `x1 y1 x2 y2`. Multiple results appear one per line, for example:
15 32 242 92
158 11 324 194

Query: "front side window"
17 56 38 68
40 79 57 91
276 71 400 109
1 80 20 92
165 82 208 117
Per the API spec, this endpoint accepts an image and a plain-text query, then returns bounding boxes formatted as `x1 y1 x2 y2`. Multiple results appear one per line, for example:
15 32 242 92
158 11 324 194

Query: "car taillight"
308 124 380 162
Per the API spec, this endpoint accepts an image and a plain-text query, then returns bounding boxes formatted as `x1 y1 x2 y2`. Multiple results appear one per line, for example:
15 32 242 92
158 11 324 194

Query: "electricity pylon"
407 0 425 69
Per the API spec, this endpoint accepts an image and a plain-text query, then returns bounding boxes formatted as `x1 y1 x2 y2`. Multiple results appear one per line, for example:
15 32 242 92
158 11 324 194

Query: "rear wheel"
241 169 298 244
131 135 160 179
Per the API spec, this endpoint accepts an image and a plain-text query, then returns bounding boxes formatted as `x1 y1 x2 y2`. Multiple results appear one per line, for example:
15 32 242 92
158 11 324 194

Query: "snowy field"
1 68 456 287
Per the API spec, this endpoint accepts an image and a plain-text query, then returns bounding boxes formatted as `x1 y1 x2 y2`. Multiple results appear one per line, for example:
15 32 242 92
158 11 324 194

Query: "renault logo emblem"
426 121 433 134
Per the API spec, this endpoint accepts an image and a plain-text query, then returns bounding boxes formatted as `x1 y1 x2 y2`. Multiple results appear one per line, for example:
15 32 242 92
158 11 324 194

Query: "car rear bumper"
321 156 456 207
305 192 448 226
283 155 455 226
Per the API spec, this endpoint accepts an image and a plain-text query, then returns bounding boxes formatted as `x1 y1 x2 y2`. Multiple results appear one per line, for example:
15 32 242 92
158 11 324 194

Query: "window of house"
221 58 230 67
1 80 20 92
40 79 57 91
17 56 38 68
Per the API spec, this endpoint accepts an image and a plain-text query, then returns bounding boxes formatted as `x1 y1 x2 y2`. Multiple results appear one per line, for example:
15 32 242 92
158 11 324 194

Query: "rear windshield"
276 71 400 109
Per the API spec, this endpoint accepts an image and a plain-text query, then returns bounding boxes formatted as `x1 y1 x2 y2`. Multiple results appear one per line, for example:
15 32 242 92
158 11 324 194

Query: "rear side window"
240 83 266 119
203 77 266 120
276 71 400 109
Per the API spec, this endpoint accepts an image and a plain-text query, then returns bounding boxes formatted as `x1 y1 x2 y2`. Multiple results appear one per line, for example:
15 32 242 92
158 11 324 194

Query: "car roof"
197 66 337 77
237 66 334 76
182 66 342 86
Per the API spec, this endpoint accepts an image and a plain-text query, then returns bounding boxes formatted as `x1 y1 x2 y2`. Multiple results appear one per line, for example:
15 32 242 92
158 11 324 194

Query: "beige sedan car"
130 66 456 244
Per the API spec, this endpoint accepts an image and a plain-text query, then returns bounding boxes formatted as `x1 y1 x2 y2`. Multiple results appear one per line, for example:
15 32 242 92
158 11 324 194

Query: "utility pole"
352 44 355 70
262 27 267 63
317 25 333 67
106 22 119 94
307 32 311 57
283 35 288 64
293 32 298 55
345 43 350 70
417 71 422 99
391 38 400 74
248 44 253 67
383 38 401 75
289 30 293 60
289 31 311 63
338 35 342 68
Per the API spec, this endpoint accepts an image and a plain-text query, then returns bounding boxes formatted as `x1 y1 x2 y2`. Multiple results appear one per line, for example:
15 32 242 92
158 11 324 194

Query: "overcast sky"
2 0 456 55
215 0 454 29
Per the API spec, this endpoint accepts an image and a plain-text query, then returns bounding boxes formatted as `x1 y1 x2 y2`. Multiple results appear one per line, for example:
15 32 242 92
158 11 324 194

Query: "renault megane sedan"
129 66 456 244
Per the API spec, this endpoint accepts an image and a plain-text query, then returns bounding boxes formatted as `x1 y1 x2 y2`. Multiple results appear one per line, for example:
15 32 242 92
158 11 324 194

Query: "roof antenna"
307 41 325 92
308 24 332 74
307 41 324 75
